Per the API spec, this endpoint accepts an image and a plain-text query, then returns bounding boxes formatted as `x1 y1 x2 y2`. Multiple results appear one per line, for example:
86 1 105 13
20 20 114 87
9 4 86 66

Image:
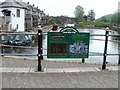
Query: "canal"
1 28 120 64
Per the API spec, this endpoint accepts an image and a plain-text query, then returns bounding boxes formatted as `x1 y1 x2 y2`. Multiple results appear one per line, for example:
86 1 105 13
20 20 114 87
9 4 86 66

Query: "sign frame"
47 26 90 58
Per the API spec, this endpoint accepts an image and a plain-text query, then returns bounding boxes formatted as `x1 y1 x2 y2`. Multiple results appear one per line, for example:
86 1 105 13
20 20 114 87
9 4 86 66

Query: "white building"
118 1 120 12
0 0 45 32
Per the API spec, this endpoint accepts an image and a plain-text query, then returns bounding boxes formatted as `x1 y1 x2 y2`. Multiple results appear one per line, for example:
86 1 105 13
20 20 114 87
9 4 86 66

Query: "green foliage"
47 16 62 25
74 5 84 22
83 15 87 21
99 17 110 23
52 20 62 25
111 12 120 24
76 21 109 27
96 14 112 24
88 10 95 21
101 17 108 22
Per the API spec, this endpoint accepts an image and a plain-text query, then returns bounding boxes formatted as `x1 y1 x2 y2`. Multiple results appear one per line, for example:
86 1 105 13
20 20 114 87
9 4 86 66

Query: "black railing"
0 30 120 71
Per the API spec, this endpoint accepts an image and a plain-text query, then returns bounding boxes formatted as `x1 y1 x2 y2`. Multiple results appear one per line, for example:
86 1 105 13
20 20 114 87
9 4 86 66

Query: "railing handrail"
0 33 37 35
0 32 120 37
0 30 120 71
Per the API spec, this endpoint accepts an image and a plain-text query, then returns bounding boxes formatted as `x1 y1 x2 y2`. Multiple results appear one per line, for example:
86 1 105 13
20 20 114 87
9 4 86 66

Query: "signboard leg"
82 58 85 63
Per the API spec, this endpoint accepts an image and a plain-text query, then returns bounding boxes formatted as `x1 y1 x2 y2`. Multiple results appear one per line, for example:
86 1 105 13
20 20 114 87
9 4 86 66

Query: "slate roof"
0 0 27 9
0 0 42 12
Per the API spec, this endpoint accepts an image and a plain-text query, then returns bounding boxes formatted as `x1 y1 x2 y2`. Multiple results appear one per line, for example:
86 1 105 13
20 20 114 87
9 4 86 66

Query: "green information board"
47 26 90 58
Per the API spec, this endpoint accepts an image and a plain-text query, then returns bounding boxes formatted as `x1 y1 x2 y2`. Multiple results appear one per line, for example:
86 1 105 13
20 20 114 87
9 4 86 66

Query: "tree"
111 12 120 25
83 15 88 21
87 10 95 21
100 17 110 23
74 5 84 22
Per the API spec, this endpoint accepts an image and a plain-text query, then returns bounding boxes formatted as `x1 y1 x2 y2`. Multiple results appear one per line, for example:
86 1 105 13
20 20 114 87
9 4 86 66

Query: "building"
0 0 45 32
118 1 120 12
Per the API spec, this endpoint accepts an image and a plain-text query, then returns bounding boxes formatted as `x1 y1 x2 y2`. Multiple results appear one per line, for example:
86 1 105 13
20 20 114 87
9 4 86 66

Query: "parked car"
2 35 15 45
13 35 31 46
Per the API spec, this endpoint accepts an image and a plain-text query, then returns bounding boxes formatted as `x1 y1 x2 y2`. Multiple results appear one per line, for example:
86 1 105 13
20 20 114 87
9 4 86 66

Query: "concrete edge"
1 66 119 73
0 56 119 66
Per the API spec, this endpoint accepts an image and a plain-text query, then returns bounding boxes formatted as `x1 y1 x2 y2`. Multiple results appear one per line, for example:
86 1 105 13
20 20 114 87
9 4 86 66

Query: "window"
17 9 20 17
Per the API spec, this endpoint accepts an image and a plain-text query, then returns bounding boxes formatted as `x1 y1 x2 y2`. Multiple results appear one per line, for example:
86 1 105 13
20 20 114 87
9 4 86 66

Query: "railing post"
0 30 3 56
37 29 43 71
118 37 120 65
118 55 120 65
82 58 85 63
102 31 109 70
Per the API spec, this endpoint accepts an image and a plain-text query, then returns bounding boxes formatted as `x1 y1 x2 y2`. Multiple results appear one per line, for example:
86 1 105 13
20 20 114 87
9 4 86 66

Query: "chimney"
37 6 38 8
33 4 34 7
27 2 29 4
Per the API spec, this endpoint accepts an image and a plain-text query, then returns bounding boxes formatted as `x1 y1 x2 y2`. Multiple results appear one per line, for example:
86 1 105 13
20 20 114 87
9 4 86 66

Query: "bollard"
102 31 109 70
38 29 43 71
82 58 85 63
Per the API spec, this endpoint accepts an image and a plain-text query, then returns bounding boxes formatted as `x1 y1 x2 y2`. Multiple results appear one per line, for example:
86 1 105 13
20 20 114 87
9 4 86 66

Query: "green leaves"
74 5 84 22
111 12 120 24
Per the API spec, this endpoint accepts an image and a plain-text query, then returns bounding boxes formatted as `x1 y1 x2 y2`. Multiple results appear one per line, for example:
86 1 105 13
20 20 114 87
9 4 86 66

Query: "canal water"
1 28 120 64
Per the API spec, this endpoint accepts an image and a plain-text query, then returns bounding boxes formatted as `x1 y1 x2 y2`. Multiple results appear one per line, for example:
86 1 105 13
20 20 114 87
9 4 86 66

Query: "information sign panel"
47 26 90 58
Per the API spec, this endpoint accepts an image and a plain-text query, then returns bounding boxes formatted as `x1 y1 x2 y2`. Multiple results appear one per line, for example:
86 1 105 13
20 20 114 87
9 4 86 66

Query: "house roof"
0 0 45 15
0 0 28 9
0 0 37 11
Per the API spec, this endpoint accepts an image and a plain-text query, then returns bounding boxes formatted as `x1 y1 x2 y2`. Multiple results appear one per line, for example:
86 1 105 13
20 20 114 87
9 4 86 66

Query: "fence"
0 30 120 71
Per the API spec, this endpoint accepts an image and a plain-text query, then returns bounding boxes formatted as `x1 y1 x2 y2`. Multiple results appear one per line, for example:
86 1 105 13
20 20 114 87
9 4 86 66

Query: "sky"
1 0 120 19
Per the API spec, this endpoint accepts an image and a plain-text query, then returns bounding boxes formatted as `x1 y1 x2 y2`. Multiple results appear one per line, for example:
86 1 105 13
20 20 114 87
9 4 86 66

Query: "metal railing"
0 30 120 71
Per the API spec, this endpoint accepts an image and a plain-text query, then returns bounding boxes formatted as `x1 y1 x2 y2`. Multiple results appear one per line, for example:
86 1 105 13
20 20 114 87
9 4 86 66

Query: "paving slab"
0 68 1 72
79 67 97 72
94 67 101 71
0 68 2 90
46 68 64 73
63 68 81 72
12 68 30 73
29 68 45 73
2 68 14 72
1 66 119 73
2 71 118 88
108 66 118 71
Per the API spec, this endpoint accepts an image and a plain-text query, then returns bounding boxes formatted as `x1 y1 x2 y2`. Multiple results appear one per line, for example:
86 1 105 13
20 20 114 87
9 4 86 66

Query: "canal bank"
0 27 119 88
0 28 119 65
1 56 119 88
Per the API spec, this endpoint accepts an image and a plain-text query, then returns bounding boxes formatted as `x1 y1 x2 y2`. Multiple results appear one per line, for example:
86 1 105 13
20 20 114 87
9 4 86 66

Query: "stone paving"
1 56 118 68
0 56 2 90
2 71 118 88
0 56 119 88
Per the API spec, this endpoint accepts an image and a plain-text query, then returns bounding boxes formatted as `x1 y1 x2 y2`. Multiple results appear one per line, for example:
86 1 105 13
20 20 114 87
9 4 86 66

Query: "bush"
76 21 109 27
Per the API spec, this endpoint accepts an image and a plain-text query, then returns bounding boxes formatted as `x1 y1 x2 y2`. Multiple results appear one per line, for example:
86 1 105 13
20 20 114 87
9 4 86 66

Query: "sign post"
47 26 90 59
